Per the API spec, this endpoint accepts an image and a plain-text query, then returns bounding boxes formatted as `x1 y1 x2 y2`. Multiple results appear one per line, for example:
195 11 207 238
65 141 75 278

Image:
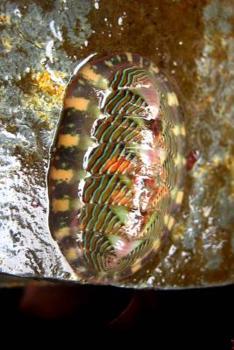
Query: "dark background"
0 283 233 348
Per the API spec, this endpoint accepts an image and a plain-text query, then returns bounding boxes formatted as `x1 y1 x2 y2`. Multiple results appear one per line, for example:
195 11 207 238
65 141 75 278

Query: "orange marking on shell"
118 196 131 206
107 158 131 174
106 162 119 173
54 227 70 240
103 157 132 174
64 97 89 111
110 190 130 206
80 64 102 83
50 167 74 182
52 199 70 212
58 134 80 147
117 159 132 173
102 156 117 172
65 248 78 261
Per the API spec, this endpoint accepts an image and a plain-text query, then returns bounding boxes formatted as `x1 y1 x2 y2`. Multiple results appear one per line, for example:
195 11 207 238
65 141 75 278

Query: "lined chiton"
48 53 186 283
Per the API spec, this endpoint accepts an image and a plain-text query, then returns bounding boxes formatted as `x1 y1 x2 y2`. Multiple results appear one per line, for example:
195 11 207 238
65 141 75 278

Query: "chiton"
48 53 186 283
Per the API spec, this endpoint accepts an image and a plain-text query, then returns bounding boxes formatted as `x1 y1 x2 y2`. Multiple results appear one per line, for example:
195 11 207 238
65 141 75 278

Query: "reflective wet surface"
0 0 233 288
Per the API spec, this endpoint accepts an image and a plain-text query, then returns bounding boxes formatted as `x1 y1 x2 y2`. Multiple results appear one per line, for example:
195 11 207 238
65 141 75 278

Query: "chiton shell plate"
47 53 186 284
